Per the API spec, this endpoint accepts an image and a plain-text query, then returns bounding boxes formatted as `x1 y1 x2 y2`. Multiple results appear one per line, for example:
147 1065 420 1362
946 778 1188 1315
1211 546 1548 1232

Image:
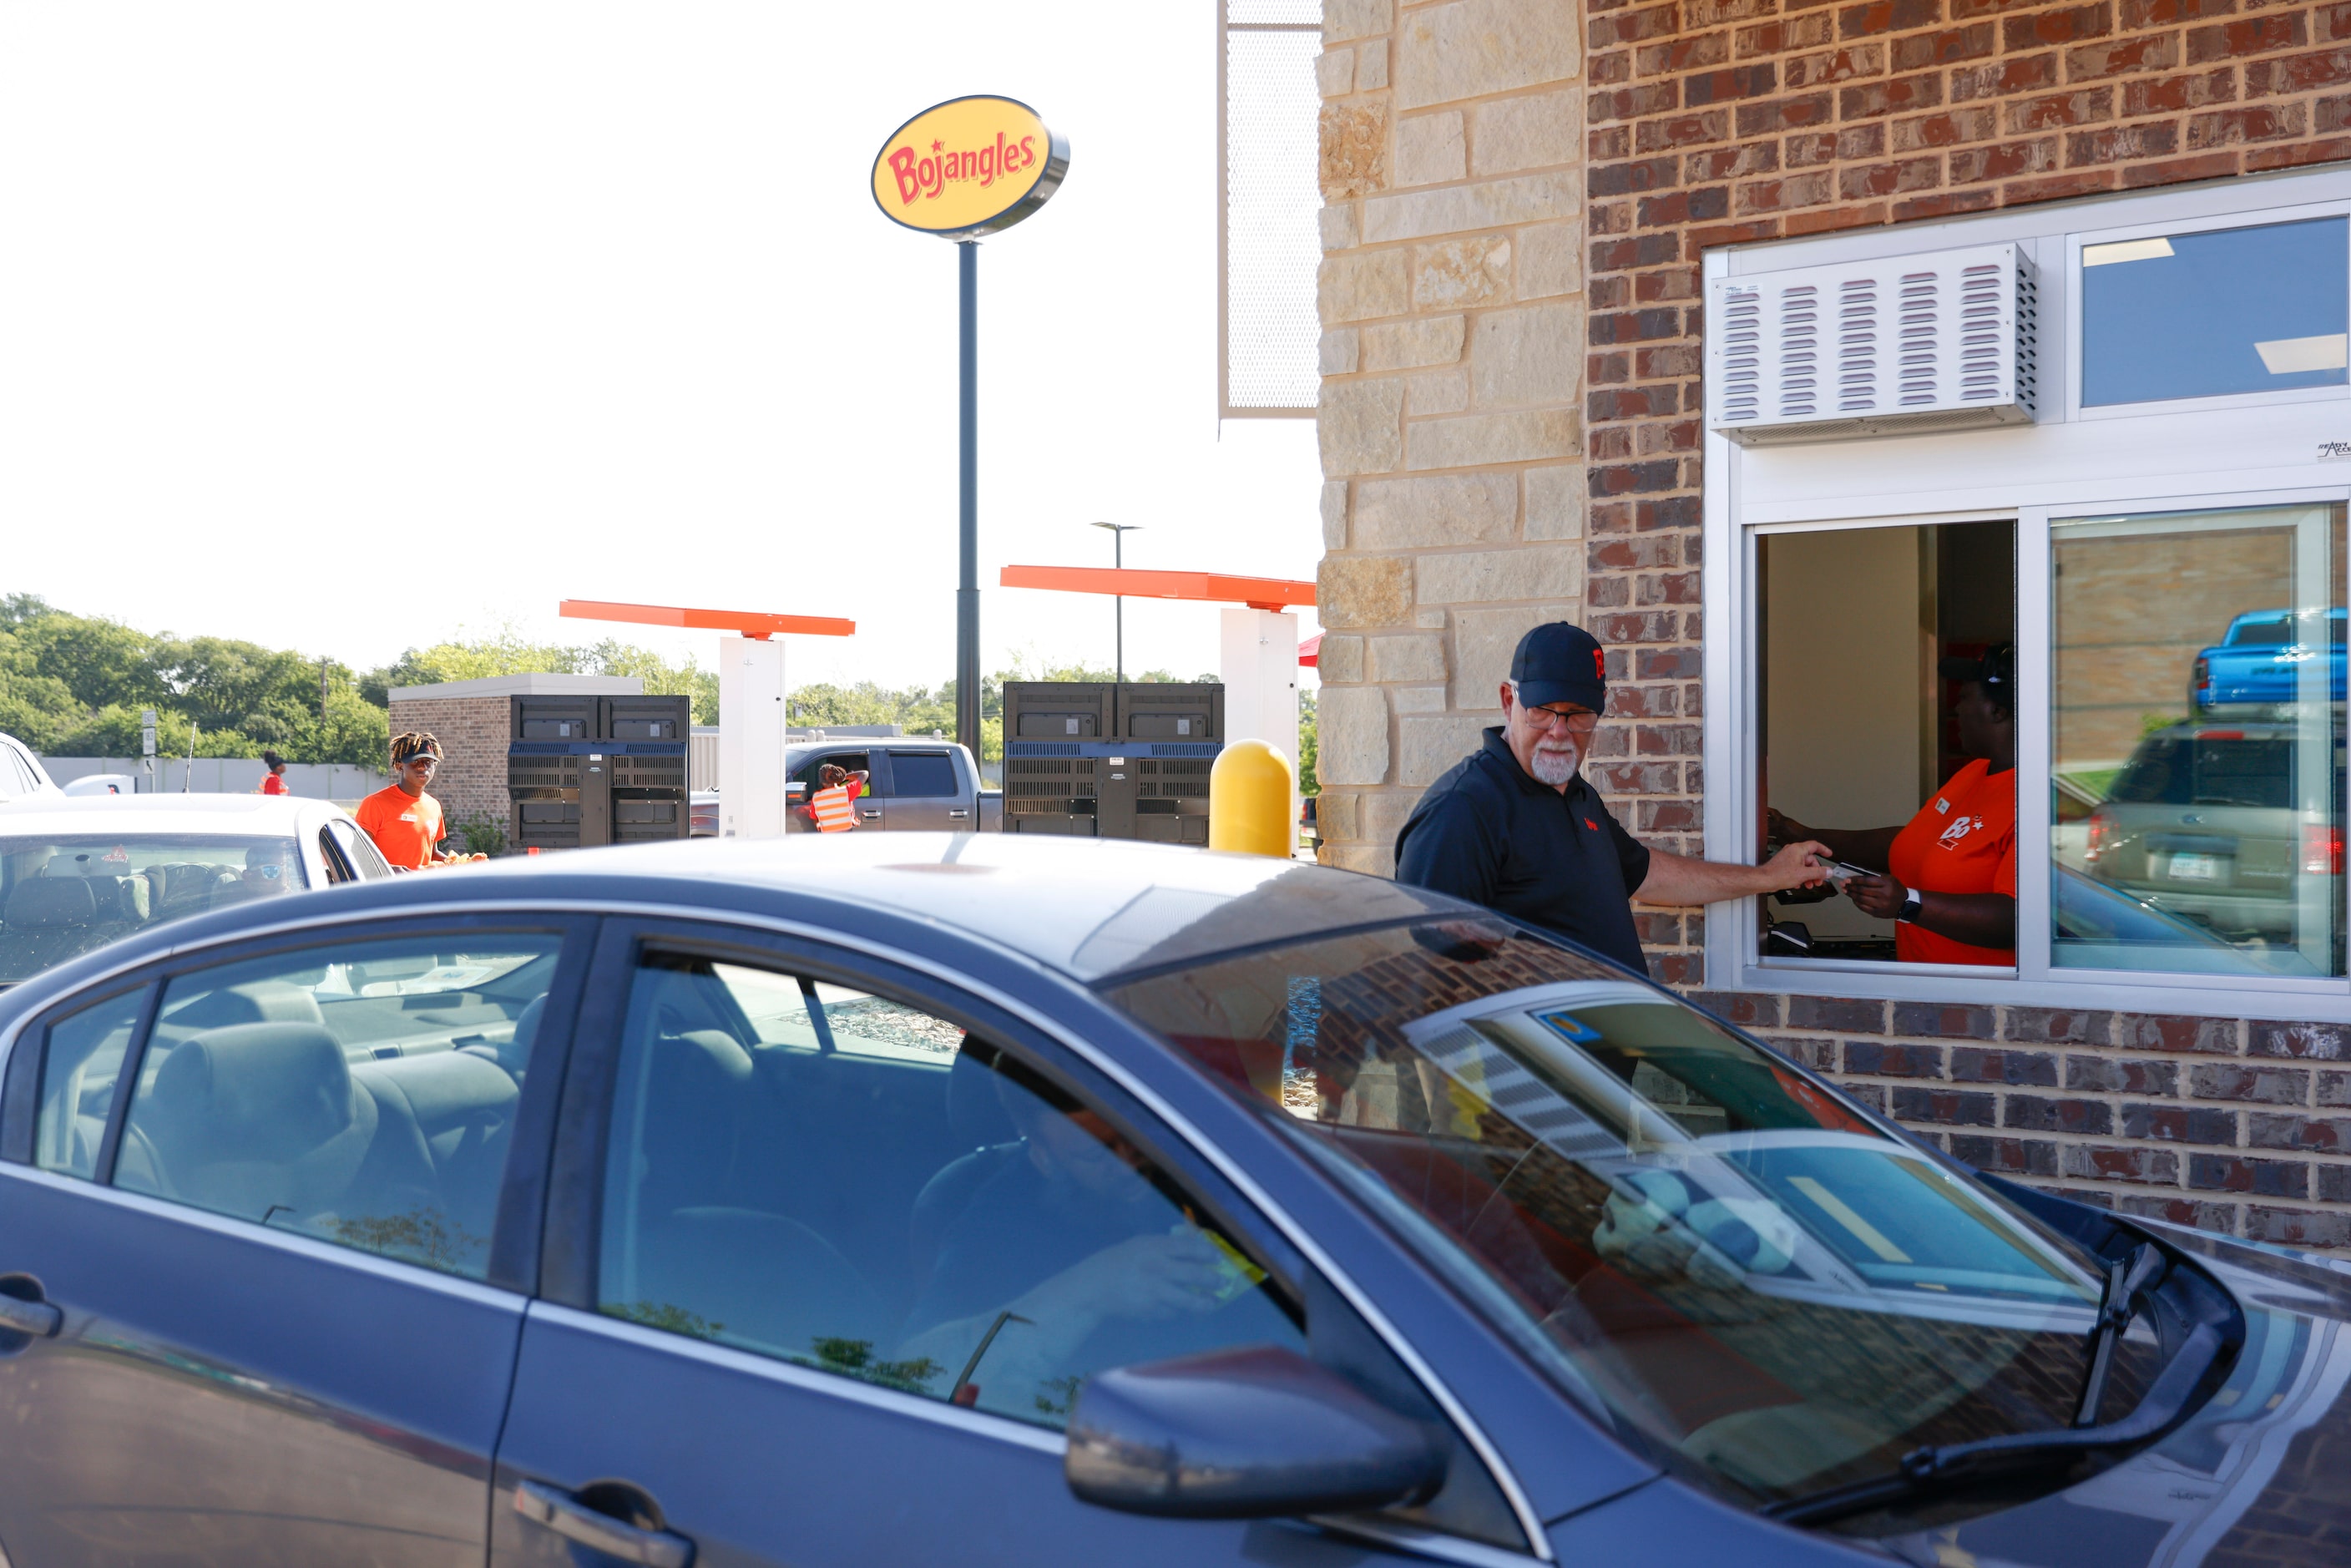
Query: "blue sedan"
0 835 2340 1567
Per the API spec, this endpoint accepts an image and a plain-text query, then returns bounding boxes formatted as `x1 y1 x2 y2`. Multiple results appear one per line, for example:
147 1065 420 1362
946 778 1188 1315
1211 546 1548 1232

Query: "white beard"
1528 741 1580 787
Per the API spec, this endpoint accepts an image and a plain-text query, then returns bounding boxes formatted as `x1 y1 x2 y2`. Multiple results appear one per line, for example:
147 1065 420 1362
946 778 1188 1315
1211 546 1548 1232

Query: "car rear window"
2108 735 2295 808
0 834 307 985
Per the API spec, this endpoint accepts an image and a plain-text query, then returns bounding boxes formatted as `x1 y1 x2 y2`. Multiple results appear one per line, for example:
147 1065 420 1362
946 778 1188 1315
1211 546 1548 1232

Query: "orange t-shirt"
1887 759 2017 966
259 773 289 796
356 786 445 870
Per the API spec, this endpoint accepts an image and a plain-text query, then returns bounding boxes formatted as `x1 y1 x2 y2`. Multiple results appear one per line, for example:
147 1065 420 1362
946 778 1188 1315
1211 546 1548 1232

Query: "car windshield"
0 833 307 985
2109 731 2301 810
1108 921 2135 1518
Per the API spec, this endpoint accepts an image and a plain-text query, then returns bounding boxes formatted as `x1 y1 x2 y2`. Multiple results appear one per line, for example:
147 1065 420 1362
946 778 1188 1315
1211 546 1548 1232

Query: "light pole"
1090 521 1141 683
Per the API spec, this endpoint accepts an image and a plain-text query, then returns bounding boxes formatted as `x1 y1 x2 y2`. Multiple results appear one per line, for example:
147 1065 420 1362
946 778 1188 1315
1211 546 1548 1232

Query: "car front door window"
594 949 1306 1427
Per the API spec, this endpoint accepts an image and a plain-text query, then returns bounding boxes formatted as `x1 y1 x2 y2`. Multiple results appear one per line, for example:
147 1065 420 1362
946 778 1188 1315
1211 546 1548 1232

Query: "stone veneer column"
1313 0 1588 876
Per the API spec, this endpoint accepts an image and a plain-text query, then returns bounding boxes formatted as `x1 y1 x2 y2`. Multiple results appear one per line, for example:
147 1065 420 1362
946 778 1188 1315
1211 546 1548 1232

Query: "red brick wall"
1580 0 2351 986
385 696 509 837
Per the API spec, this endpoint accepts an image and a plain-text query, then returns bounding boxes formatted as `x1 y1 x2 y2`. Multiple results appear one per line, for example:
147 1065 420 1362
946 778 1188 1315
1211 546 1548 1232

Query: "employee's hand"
1845 872 1909 920
1757 839 1832 893
1767 807 1813 845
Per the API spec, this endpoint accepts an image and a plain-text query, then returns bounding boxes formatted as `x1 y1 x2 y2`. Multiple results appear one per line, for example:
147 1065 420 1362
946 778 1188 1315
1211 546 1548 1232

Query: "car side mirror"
1065 1346 1445 1520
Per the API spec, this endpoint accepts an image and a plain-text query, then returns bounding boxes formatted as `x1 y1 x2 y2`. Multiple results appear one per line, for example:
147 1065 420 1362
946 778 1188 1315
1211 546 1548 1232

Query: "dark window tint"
2109 736 2297 810
2082 218 2349 407
2231 619 2295 646
36 989 146 1179
597 953 1302 1429
890 753 959 798
112 933 560 1277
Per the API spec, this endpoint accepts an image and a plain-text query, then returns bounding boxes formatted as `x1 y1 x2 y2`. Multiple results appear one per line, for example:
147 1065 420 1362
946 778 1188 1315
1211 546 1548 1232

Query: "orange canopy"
559 599 855 641
998 565 1315 612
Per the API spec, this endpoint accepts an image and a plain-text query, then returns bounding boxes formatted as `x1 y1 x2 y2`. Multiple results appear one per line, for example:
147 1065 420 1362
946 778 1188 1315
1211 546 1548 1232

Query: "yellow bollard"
1208 739 1295 857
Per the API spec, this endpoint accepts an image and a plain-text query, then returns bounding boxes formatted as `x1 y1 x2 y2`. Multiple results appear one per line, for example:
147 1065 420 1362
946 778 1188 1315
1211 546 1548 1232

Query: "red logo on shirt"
1584 818 1598 831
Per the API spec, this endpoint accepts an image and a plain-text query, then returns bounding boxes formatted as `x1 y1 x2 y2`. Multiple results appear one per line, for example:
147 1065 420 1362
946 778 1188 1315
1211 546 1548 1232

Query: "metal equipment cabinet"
508 695 690 851
1001 680 1221 844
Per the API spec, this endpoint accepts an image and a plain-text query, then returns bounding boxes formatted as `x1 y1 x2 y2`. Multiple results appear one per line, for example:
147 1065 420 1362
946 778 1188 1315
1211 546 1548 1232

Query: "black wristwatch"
1897 887 1924 923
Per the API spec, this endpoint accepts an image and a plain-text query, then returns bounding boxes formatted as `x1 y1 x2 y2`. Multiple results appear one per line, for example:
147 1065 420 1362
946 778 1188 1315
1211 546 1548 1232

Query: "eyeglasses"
1521 705 1600 733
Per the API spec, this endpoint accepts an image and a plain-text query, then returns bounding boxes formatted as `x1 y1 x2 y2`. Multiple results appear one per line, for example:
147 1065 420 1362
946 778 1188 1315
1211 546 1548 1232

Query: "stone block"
1409 372 1469 415
1317 554 1415 628
1400 715 1489 786
1361 315 1465 371
1473 301 1583 407
1317 47 1356 99
1472 89 1581 175
1320 481 1349 551
1397 0 1581 110
1353 473 1517 549
1413 235 1512 309
1317 250 1409 324
1393 685 1449 713
1318 379 1405 477
1416 608 1448 629
1317 632 1365 684
1314 789 1358 841
1367 633 1449 684
1358 39 1388 89
1397 111 1467 186
1328 841 1396 876
1317 685 1392 786
1418 544 1580 604
1525 465 1585 539
1320 328 1361 376
1319 204 1359 253
1320 104 1390 200
1457 605 1577 703
1361 788 1419 847
1516 220 1584 300
1407 408 1581 470
1324 0 1393 44
1363 172 1580 245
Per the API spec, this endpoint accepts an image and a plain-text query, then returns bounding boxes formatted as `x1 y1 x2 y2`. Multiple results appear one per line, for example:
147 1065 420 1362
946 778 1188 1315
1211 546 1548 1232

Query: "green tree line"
0 599 1320 787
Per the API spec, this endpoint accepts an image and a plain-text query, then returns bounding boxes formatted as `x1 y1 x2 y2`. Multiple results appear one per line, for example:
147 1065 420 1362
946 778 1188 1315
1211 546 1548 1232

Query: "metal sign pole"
957 238 980 756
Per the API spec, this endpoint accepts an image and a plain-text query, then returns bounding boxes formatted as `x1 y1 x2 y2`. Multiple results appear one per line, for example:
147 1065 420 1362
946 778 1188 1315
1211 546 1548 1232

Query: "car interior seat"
117 1022 381 1227
908 1039 1027 1287
1 877 140 974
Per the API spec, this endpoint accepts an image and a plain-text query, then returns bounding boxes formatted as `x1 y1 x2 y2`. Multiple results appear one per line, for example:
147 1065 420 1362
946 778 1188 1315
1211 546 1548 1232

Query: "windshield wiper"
2075 1242 2165 1428
1762 1246 2227 1530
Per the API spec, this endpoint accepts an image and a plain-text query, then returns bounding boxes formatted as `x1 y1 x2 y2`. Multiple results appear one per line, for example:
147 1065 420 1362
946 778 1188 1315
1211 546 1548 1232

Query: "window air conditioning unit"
1706 242 2038 447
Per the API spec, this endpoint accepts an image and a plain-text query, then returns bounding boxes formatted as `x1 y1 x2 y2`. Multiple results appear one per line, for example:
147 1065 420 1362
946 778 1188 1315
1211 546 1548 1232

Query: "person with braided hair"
356 731 478 871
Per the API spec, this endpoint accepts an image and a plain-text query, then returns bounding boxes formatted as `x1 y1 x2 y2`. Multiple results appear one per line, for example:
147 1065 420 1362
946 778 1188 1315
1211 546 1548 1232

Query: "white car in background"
0 795 393 989
0 734 61 803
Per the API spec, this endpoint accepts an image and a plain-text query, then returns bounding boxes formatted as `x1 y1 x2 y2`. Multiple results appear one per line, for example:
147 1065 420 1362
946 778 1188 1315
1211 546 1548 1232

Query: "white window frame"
1703 164 2351 1023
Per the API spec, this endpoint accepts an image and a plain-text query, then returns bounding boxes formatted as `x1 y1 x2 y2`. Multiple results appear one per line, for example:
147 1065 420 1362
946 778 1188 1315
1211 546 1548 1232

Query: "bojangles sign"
870 95 1069 240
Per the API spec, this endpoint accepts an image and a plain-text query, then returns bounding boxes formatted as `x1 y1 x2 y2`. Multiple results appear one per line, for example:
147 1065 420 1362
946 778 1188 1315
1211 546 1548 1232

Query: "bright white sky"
0 3 1323 693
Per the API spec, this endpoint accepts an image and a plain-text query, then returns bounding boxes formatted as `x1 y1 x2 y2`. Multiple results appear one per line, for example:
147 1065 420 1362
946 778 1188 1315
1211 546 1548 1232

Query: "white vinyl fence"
40 756 389 803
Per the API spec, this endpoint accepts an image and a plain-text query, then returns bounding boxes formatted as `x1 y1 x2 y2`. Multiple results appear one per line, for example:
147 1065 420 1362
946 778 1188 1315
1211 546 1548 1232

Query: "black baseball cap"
1938 641 2014 706
1510 622 1608 711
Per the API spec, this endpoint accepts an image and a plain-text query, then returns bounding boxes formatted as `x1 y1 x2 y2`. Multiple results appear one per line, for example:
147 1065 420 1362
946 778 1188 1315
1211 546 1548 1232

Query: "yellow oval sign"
871 95 1069 240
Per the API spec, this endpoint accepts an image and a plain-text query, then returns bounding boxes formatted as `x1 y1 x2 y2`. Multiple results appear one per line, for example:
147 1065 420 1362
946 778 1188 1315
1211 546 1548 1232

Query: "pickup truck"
2193 606 2346 711
687 739 1004 835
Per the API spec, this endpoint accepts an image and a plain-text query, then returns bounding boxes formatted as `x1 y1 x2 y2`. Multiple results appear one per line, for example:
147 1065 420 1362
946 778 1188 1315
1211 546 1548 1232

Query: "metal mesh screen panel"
1222 9 1322 415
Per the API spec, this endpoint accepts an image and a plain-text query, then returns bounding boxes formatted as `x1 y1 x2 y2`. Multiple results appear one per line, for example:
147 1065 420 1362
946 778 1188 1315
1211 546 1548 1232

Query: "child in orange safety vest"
809 763 868 833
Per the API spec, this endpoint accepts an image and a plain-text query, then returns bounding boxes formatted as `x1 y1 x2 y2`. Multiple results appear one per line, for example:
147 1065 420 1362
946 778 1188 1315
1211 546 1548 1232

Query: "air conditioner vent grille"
1708 242 2036 447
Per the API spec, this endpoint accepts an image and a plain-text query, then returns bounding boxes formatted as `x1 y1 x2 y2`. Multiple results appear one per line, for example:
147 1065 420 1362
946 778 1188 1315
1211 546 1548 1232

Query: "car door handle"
513 1479 694 1568
861 808 881 819
948 809 970 819
0 1277 59 1339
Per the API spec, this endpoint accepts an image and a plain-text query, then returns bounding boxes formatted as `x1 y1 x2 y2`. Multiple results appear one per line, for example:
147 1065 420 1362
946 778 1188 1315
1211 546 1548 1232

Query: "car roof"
529 834 1466 982
0 795 331 835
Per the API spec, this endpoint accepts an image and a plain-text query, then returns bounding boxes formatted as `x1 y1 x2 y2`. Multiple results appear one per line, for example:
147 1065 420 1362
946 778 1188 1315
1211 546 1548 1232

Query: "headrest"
5 878 100 927
948 1040 1019 1150
353 1049 519 1128
165 981 325 1032
511 994 547 1056
147 1022 360 1161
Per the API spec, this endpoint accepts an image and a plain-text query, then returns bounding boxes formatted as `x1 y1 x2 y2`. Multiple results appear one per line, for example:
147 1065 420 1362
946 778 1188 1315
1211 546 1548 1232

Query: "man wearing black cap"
1395 621 1828 977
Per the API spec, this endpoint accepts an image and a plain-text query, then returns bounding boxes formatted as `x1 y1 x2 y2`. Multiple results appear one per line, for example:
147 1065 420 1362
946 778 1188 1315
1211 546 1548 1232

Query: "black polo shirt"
1393 726 1654 974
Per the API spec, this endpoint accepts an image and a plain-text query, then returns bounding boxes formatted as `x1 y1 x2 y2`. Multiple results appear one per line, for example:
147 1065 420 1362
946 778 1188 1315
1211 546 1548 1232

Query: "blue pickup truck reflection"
2192 606 2345 711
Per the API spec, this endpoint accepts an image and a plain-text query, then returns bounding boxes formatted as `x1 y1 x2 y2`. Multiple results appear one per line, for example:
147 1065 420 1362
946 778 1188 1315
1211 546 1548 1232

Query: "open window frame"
1702 164 2351 1024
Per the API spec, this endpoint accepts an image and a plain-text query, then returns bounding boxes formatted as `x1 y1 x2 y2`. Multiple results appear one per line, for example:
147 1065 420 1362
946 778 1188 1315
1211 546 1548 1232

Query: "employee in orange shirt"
258 750 290 796
1768 645 2018 965
356 731 478 871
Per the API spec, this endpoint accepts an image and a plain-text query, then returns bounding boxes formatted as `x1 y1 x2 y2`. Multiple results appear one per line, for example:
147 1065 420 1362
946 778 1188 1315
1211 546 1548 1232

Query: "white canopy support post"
718 634 788 840
1219 607 1301 842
